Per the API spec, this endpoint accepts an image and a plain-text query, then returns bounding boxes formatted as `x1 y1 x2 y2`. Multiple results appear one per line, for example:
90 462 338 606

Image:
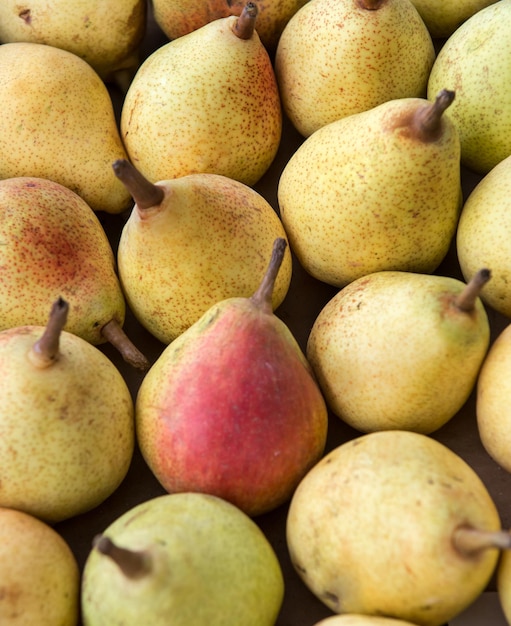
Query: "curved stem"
29 297 69 368
453 526 511 557
250 238 287 314
112 159 164 210
93 535 152 580
412 89 455 142
233 1 258 40
455 268 491 313
101 319 150 370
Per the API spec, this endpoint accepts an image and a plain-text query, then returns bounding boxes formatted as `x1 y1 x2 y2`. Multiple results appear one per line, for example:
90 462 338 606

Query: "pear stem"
455 268 491 313
356 0 385 9
453 526 511 557
93 534 152 580
250 237 287 314
101 319 150 371
233 1 258 40
112 159 164 211
412 89 455 142
29 297 69 369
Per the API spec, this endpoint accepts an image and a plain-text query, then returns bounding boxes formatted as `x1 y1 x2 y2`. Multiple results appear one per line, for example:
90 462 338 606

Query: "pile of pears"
1 0 511 624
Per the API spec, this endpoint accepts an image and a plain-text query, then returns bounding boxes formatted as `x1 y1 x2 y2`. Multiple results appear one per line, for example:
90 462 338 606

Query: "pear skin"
497 548 511 625
408 0 500 38
313 617 421 626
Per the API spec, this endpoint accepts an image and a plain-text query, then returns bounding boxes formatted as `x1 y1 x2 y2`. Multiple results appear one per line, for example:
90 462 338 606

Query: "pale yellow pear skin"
287 430 502 626
306 270 490 434
427 0 511 174
457 155 511 318
408 0 499 38
120 13 282 186
278 95 461 288
497 548 511 625
0 42 132 213
275 0 435 137
0 0 146 82
313 617 420 626
0 507 80 626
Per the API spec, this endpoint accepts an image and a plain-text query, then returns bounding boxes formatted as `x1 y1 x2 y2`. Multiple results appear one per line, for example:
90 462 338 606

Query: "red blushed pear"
135 238 328 517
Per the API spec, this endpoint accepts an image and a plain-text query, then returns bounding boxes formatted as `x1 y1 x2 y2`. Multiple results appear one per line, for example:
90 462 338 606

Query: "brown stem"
455 268 491 313
112 159 164 210
412 89 455 142
101 319 150 370
233 1 258 40
250 237 287 314
29 297 69 368
357 0 385 9
453 526 511 557
93 534 152 579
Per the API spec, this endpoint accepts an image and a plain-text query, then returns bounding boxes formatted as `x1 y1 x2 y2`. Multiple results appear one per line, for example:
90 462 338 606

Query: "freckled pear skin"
121 4 282 187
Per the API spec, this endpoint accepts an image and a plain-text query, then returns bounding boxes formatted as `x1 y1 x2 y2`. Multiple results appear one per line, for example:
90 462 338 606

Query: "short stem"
455 268 491 313
250 238 287 314
112 159 164 210
101 319 150 370
93 535 152 580
412 89 455 142
357 0 385 9
233 1 258 40
29 297 69 368
453 526 511 557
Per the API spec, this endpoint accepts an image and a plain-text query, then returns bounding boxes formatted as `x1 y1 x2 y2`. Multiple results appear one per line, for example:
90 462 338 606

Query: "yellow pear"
457 154 511 318
274 0 435 137
427 0 511 174
0 42 132 213
120 2 282 186
313 617 420 626
497 548 511 625
278 91 461 288
408 0 500 38
0 507 80 625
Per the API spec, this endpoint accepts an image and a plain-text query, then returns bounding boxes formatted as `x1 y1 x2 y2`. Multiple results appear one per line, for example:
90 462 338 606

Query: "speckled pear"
408 0 500 38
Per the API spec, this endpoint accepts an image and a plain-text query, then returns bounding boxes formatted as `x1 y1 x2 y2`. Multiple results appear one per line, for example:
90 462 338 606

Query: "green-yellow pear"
0 42 132 213
408 0 500 38
274 0 435 137
313 617 421 626
0 0 146 85
427 0 511 174
114 159 292 344
457 154 511 318
278 90 461 288
81 493 284 625
120 2 282 186
0 507 80 625
0 299 135 523
287 430 511 626
498 548 511 625
306 269 491 434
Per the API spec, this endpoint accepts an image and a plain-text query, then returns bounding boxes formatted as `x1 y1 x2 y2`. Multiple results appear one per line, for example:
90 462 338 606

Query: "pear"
0 298 135 523
0 176 148 369
313 617 420 626
81 492 284 625
408 0 500 38
274 0 435 137
456 154 511 318
306 269 491 434
135 238 328 516
114 159 292 344
498 548 511 625
427 0 511 174
287 430 511 626
0 0 146 86
278 90 461 288
0 507 80 625
0 42 132 213
120 2 282 186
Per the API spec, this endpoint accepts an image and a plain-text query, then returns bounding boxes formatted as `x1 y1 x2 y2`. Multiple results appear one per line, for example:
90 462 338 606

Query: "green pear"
313 617 420 626
278 90 461 288
0 42 132 213
0 507 80 625
0 298 135 523
427 0 511 174
120 2 282 186
0 0 146 85
497 548 511 625
287 430 511 626
81 492 284 625
306 269 491 434
135 238 328 516
0 176 148 369
408 0 500 38
457 154 511 318
114 159 292 344
274 0 435 137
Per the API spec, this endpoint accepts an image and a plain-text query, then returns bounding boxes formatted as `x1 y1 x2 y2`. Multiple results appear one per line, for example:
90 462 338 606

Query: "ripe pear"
287 430 511 626
0 0 146 85
114 159 292 344
427 0 511 174
0 298 135 523
306 269 491 434
498 548 511 625
0 42 132 213
81 492 284 625
457 154 511 318
120 2 282 186
0 176 148 369
274 0 435 137
313 617 420 626
135 239 328 516
408 0 500 38
0 507 80 626
278 90 462 288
